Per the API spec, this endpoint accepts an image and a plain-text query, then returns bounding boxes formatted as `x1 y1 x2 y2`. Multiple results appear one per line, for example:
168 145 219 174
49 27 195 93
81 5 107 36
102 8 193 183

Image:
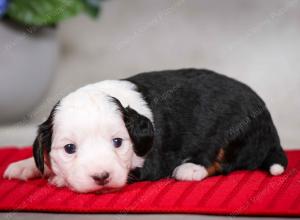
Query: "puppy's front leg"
3 157 47 180
172 163 208 181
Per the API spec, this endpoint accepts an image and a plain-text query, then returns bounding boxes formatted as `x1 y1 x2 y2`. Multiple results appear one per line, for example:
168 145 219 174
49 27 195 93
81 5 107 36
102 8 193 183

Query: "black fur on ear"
33 101 60 174
110 97 154 157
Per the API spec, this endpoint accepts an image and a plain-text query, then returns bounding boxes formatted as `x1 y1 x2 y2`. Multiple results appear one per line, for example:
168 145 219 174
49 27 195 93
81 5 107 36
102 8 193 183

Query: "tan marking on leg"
207 161 222 176
206 148 225 176
216 148 225 161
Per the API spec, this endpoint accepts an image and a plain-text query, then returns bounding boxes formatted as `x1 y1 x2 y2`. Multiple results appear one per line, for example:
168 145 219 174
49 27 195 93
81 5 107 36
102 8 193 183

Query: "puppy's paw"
3 158 41 180
172 163 208 181
48 175 66 188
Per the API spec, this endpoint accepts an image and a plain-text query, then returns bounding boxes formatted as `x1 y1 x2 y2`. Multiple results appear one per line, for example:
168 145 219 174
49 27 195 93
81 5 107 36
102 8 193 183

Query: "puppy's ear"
111 97 154 157
123 106 154 156
33 102 59 174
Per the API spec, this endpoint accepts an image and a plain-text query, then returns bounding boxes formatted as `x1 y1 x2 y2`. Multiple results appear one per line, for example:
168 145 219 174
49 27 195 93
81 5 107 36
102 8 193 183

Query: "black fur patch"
125 68 288 181
33 101 60 174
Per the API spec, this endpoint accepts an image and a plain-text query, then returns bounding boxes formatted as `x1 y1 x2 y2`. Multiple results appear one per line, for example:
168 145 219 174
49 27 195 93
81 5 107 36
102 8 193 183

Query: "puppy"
4 69 288 193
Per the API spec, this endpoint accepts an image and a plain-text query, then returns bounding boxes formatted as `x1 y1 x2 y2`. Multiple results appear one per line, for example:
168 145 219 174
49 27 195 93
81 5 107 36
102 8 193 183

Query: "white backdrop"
1 0 299 149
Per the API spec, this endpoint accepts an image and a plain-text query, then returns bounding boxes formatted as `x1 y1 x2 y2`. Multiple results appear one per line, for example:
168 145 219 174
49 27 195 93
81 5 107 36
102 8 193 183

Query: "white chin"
70 184 104 193
69 181 126 193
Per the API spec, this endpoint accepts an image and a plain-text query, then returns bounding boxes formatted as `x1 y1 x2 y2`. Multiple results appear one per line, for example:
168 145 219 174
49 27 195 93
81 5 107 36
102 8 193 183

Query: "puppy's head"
33 87 153 193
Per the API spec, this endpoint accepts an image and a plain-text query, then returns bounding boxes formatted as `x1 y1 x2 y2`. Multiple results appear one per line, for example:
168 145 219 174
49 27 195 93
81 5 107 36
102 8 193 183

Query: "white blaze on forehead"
54 89 123 135
53 80 154 139
81 80 153 122
55 80 153 127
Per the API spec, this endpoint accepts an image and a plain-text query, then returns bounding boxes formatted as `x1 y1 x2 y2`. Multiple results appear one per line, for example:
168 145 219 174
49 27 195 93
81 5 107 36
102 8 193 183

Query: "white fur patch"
45 79 152 192
78 80 153 123
269 163 285 176
48 175 66 187
172 163 208 181
131 153 145 169
3 157 42 180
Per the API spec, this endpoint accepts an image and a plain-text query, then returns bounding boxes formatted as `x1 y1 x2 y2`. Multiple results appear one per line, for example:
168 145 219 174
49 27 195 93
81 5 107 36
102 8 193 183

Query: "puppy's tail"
261 145 288 176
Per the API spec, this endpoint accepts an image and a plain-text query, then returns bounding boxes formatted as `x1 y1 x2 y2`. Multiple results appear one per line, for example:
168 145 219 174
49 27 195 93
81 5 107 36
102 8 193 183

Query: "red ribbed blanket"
0 147 299 216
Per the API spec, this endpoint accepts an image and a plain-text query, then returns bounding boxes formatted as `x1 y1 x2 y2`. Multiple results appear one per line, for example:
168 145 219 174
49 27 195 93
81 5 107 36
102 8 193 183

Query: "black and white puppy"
4 69 288 193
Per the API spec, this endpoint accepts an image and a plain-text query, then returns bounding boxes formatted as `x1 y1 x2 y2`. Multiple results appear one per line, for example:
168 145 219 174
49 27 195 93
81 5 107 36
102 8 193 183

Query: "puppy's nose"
92 172 110 185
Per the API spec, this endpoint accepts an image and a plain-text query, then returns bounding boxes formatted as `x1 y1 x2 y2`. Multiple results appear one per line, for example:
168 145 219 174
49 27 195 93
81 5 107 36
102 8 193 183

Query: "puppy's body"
126 69 287 180
4 69 288 192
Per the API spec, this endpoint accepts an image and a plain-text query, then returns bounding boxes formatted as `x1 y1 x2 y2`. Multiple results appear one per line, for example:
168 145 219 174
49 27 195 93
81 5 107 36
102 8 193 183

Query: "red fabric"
0 147 299 216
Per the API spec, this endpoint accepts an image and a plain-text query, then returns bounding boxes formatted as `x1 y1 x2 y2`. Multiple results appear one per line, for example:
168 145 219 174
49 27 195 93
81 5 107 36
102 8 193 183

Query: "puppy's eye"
112 138 123 148
64 144 76 154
